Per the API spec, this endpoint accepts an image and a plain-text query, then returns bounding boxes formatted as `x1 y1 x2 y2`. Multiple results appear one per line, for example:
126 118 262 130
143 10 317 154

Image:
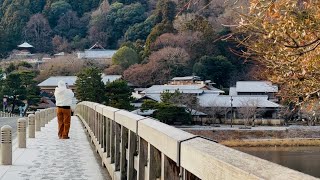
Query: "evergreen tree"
105 80 133 110
1 70 40 114
75 67 105 103
2 72 27 113
193 55 234 87
141 99 192 125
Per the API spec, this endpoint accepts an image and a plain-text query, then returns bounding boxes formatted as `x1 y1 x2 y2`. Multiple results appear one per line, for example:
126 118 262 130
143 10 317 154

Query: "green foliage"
29 0 46 14
2 70 40 113
152 104 191 125
154 0 176 23
141 91 192 125
0 1 31 53
48 0 72 26
5 63 17 74
89 2 146 48
143 0 177 58
75 67 105 103
141 100 191 125
18 61 33 69
160 90 180 103
193 55 234 87
112 46 140 69
66 0 101 16
2 72 26 112
19 71 40 109
124 15 157 42
140 99 158 110
161 0 176 22
105 80 133 110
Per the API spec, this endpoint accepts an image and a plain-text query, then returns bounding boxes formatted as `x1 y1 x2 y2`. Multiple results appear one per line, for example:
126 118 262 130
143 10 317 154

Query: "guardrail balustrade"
75 101 315 180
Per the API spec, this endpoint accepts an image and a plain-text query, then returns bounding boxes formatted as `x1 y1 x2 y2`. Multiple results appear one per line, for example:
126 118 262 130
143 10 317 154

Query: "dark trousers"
57 107 71 138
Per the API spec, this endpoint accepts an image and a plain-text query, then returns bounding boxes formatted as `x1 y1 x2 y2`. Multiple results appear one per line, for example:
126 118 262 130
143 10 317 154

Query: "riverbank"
221 138 320 147
182 125 320 147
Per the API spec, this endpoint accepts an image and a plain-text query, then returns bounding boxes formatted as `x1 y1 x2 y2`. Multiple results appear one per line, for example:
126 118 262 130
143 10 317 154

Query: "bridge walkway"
0 116 111 180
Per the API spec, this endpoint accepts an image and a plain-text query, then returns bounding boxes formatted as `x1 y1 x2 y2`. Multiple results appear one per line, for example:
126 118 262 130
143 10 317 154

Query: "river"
235 146 320 178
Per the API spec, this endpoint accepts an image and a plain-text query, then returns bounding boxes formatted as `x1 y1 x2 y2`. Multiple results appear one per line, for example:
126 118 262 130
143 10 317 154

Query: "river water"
235 146 320 178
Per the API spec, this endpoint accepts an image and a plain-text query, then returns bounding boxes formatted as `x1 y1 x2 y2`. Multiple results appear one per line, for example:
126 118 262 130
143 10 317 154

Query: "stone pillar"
40 110 45 127
44 110 48 124
1 125 12 165
28 114 35 138
18 118 27 148
35 111 41 131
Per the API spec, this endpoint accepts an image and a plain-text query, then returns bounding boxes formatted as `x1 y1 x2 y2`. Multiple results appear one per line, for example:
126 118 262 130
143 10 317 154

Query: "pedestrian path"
0 116 110 180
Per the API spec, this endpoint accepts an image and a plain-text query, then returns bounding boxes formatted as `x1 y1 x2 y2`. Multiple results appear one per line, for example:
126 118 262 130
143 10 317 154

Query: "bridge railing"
75 101 316 180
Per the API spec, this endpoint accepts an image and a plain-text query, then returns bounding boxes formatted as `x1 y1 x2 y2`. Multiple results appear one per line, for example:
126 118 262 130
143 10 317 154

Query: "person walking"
54 80 74 139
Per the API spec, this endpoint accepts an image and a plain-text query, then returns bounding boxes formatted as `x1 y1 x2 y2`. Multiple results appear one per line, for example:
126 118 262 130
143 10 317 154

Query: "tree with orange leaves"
233 0 320 105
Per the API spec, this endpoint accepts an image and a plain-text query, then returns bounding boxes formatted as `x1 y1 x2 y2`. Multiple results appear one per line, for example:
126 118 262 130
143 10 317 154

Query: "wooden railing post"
110 121 115 163
147 143 161 180
120 126 128 179
115 123 121 171
127 130 137 180
106 118 110 157
161 153 180 180
137 137 147 180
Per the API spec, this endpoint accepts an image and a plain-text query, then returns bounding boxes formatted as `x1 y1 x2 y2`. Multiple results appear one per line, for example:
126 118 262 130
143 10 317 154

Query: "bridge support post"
18 118 27 148
35 111 41 131
1 125 12 165
28 114 35 138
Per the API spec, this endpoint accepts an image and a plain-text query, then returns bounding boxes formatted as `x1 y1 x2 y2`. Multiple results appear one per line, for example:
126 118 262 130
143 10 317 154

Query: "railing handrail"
75 101 317 180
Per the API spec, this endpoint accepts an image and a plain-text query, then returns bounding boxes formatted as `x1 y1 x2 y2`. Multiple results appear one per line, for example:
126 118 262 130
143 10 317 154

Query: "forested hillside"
0 0 252 88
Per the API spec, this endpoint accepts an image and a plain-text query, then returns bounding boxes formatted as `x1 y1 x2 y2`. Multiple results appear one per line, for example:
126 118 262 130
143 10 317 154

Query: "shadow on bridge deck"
0 116 111 180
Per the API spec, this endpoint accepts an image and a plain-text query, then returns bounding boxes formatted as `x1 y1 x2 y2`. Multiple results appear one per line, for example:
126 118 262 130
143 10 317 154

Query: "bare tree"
203 101 230 124
52 35 71 53
36 55 86 82
169 93 201 116
24 14 52 52
123 47 191 87
237 99 261 127
300 99 320 126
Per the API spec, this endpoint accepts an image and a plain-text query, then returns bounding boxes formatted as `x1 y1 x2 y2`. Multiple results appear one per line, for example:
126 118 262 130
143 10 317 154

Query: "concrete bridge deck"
0 116 110 180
